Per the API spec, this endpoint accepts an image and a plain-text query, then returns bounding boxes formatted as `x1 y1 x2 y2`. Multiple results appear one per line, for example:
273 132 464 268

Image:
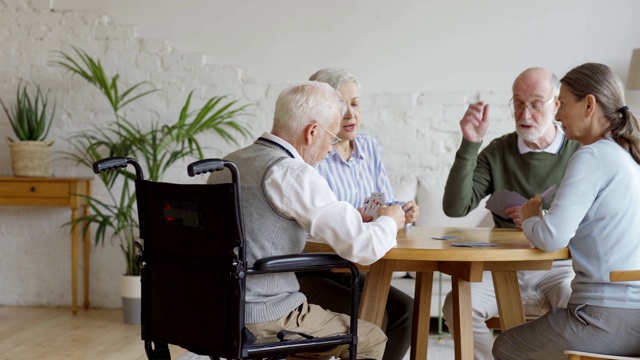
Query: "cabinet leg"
71 208 79 315
83 204 90 309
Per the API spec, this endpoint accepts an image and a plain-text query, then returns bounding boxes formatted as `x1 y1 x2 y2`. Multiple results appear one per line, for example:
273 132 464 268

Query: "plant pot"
8 139 54 177
120 275 141 325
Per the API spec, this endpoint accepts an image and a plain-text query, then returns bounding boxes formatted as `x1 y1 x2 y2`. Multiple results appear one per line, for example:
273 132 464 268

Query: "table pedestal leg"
360 260 395 326
451 277 473 360
410 271 433 360
492 271 525 330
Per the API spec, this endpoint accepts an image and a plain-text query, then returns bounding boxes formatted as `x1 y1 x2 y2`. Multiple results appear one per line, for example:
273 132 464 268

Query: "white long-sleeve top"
259 132 398 265
523 138 640 309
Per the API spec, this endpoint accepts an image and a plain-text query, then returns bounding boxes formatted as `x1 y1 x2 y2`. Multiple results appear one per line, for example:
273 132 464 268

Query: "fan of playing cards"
485 184 556 220
362 192 386 220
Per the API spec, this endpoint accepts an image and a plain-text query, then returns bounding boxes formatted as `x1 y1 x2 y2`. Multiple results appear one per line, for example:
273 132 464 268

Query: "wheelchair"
92 157 361 360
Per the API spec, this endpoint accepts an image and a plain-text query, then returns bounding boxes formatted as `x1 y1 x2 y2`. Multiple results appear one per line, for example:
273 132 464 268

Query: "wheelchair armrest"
248 252 361 352
250 253 356 274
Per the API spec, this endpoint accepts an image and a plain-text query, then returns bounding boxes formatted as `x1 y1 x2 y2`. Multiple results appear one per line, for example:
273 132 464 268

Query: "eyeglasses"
509 97 555 115
313 123 342 145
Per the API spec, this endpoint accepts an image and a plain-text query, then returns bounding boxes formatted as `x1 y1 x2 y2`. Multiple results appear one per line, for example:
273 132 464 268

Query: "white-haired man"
441 67 581 360
208 81 406 359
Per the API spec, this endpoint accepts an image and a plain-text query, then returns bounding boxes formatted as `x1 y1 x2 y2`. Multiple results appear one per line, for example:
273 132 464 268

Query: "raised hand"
460 102 490 142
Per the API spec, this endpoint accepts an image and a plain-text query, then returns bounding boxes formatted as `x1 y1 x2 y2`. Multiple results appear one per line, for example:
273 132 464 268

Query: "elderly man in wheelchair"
93 81 407 360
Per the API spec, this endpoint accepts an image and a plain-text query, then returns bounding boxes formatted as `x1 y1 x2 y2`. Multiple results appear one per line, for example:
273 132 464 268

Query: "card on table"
431 235 461 240
451 241 497 247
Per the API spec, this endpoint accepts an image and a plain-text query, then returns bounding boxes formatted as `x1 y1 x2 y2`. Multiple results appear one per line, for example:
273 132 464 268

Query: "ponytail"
608 108 640 165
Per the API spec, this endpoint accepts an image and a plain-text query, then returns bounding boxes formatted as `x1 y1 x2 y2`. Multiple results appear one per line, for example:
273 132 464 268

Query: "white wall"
52 0 640 94
1 0 639 308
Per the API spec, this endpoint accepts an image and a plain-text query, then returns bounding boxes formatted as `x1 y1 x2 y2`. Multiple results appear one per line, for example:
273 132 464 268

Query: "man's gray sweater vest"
208 138 308 324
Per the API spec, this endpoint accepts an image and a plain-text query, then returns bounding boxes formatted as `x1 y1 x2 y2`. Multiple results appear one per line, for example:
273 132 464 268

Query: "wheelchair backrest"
138 179 247 357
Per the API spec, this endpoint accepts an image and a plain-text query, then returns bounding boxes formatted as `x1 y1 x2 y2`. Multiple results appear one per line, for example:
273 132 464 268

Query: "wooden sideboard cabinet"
0 177 93 314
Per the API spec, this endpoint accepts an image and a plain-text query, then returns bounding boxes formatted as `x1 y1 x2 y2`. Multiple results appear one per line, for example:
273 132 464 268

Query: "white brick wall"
0 1 266 308
1 0 639 309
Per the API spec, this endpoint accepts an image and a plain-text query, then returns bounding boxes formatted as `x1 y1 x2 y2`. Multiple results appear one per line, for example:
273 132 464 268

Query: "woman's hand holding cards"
402 200 419 224
521 194 543 224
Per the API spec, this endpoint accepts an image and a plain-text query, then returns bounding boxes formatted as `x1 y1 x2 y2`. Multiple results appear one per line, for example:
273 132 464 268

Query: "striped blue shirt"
316 133 397 209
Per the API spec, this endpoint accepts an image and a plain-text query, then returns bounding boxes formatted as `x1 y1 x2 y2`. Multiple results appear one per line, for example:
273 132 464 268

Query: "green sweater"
442 132 581 229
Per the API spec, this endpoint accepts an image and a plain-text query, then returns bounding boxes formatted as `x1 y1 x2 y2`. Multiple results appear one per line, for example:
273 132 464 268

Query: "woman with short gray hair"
300 68 418 360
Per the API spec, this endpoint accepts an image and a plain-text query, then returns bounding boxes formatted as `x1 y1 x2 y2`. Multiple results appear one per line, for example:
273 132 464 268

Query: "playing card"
363 197 371 214
485 184 558 220
361 192 387 220
485 190 526 219
504 190 528 208
371 192 386 204
432 235 461 240
451 242 497 247
369 199 381 219
388 200 407 208
540 184 557 202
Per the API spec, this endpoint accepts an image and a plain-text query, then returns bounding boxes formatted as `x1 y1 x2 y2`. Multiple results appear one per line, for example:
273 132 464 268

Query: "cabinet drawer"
0 182 70 198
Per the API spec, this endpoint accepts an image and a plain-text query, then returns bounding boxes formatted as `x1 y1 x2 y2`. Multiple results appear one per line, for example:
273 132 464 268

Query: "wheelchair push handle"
188 159 241 191
187 159 226 176
93 157 144 180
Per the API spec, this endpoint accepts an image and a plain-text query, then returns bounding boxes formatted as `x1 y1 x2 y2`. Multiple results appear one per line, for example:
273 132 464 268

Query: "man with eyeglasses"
441 67 581 360
315 122 343 145
208 81 406 359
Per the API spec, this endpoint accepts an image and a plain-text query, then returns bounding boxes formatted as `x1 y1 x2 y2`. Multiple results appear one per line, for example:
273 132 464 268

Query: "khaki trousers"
246 301 387 359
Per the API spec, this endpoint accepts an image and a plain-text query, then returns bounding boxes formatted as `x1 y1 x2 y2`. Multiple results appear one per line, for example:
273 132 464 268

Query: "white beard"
516 118 552 143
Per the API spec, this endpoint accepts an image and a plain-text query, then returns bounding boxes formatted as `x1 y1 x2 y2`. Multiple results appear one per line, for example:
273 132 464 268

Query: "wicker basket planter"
8 139 54 177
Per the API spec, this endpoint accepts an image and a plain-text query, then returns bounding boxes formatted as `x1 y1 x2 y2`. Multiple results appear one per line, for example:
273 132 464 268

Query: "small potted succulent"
1 82 56 177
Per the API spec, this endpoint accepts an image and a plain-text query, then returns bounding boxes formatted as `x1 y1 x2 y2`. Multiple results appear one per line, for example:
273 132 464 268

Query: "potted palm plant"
1 82 56 177
52 46 251 324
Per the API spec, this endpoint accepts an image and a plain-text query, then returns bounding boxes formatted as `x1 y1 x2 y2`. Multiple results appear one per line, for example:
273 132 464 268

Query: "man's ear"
304 123 317 145
585 94 597 117
552 97 560 116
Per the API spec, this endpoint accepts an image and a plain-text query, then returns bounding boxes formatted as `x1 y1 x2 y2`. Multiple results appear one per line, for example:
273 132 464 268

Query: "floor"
0 306 188 360
0 304 451 360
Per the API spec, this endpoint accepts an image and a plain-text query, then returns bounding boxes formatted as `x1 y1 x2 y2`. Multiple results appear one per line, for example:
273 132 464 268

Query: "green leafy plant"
1 82 56 141
52 46 251 276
